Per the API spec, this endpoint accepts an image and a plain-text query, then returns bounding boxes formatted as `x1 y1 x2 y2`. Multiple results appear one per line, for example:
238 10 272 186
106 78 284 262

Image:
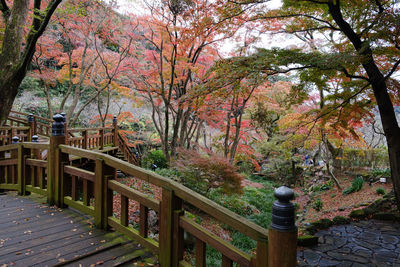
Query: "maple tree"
214 0 400 208
31 0 135 126
127 0 248 162
0 0 62 124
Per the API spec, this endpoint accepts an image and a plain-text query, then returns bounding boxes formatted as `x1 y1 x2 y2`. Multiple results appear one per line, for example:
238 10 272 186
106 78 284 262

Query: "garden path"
297 220 400 266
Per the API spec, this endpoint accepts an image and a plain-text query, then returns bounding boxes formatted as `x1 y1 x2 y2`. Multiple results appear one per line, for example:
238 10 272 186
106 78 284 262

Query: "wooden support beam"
195 238 206 267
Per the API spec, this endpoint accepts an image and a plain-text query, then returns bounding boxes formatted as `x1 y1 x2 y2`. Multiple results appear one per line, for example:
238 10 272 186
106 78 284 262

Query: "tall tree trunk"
0 0 29 124
0 0 62 124
328 1 400 208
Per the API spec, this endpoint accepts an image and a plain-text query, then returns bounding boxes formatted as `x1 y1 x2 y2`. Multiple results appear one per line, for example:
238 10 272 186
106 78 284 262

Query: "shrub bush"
376 187 386 195
343 176 364 195
174 149 244 195
141 150 168 169
312 198 323 211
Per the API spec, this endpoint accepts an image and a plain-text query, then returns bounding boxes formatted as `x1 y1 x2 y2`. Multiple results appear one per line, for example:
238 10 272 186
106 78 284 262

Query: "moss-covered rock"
332 216 351 225
311 218 333 228
349 209 366 219
298 235 319 247
305 218 333 234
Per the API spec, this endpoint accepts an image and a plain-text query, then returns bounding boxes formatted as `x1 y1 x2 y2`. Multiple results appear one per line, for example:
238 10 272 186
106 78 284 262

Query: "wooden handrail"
0 126 30 131
10 110 52 123
117 132 139 165
56 144 270 266
1 118 300 266
0 140 300 267
0 143 20 152
68 127 113 132
58 144 267 240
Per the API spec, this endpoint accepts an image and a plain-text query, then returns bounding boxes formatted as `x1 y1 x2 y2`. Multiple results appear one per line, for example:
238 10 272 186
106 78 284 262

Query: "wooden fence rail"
0 117 297 267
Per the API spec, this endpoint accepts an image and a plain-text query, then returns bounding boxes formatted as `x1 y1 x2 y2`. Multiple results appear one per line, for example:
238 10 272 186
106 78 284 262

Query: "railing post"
27 114 35 142
94 160 116 230
61 112 68 145
18 142 31 196
94 158 105 229
268 186 297 267
10 137 19 185
113 116 118 147
99 129 104 150
9 128 14 145
159 188 182 267
83 130 88 149
48 114 66 206
172 210 184 266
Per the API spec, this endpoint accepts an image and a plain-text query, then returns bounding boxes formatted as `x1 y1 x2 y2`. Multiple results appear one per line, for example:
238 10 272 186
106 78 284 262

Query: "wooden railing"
66 127 115 149
0 142 49 196
0 143 273 266
0 118 298 267
7 110 139 165
57 144 271 266
117 132 139 165
0 126 31 144
8 110 52 137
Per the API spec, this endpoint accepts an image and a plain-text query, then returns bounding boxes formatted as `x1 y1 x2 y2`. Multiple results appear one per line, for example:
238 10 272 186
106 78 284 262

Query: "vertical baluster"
83 179 90 206
222 255 233 267
71 176 78 201
0 165 3 186
195 239 206 267
39 167 44 189
140 204 148 238
30 165 35 187
121 195 129 226
11 137 19 185
18 143 31 195
0 149 4 189
173 210 184 266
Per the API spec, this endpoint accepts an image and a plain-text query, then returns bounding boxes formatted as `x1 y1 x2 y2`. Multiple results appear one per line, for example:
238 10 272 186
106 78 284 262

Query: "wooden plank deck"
0 192 158 267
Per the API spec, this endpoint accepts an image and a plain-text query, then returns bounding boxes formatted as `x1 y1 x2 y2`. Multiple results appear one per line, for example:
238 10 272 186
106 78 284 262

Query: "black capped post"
60 112 68 144
268 186 297 267
49 114 67 206
12 136 19 144
32 135 39 142
27 114 35 141
52 114 65 136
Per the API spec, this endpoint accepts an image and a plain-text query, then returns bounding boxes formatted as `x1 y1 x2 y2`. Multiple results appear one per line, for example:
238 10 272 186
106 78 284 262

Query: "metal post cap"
60 112 66 122
53 114 64 122
270 186 297 232
12 136 19 143
52 114 65 136
28 114 34 122
32 135 39 142
274 186 295 202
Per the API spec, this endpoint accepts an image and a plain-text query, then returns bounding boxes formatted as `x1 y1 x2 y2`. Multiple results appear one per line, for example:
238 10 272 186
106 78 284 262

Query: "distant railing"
66 127 115 149
0 115 298 267
117 132 139 165
7 110 139 165
0 126 31 144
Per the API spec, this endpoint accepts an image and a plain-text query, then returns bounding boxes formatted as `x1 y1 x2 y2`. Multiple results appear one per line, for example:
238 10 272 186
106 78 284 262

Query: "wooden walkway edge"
0 192 157 267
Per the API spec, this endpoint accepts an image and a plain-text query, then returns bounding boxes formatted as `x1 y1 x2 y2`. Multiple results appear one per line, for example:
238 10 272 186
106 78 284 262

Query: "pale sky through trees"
114 0 284 55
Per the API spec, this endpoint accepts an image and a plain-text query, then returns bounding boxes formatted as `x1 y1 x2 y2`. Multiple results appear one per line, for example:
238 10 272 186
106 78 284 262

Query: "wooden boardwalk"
0 192 157 267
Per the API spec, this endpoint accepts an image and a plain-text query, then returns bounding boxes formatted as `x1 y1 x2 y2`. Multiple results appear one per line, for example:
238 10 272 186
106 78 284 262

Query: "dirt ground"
293 176 393 228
